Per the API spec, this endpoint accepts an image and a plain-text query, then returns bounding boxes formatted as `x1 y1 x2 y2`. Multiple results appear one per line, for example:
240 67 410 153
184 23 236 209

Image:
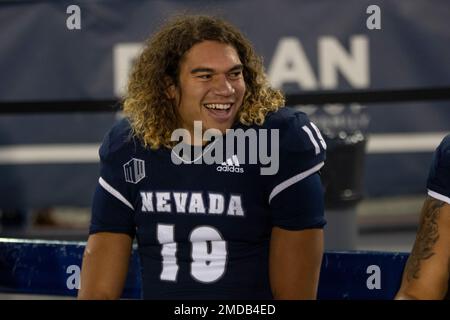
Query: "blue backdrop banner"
0 0 449 205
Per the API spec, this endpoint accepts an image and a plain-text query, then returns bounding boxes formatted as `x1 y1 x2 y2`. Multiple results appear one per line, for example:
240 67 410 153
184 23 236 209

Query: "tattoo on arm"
405 197 444 281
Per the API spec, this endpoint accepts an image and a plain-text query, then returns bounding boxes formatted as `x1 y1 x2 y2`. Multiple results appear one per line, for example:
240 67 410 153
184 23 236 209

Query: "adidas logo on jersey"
216 155 244 173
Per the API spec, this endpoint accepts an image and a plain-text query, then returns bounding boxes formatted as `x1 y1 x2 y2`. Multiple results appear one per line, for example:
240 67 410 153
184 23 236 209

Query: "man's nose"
212 75 235 96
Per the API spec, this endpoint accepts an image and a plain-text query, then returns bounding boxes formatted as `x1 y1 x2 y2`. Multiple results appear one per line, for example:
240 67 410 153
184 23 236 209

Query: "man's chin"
205 124 231 135
203 117 236 134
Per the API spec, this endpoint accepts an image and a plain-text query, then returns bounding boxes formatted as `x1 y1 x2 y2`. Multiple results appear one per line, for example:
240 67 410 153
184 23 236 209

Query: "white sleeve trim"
99 177 135 210
269 162 324 204
428 190 450 205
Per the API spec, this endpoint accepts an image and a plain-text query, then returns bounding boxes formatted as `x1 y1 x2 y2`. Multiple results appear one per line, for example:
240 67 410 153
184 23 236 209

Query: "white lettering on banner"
114 36 369 96
268 36 369 90
319 36 369 89
113 43 144 97
268 37 318 89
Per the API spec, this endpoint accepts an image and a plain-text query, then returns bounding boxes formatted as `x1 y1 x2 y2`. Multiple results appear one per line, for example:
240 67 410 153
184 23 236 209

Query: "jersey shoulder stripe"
263 107 326 158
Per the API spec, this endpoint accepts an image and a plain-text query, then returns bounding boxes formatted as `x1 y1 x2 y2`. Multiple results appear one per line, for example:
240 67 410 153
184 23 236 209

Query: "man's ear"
165 77 177 100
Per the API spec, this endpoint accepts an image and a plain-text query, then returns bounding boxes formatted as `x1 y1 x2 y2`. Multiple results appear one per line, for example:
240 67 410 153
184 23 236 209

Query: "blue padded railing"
0 238 408 299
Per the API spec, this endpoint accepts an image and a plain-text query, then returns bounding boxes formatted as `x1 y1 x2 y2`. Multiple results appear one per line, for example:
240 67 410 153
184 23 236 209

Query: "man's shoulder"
427 134 450 201
438 134 450 156
262 107 310 130
99 118 141 161
434 134 450 167
262 107 325 154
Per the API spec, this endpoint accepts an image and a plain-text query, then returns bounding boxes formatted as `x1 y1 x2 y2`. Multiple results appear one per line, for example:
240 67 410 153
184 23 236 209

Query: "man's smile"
203 103 233 110
203 102 235 122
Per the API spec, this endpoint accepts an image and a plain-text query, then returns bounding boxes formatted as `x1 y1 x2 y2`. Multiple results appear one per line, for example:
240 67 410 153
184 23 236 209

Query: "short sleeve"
270 172 326 230
262 109 327 230
427 134 450 204
89 120 137 236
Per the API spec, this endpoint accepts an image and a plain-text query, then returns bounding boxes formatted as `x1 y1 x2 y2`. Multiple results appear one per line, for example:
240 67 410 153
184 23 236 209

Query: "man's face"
171 40 246 137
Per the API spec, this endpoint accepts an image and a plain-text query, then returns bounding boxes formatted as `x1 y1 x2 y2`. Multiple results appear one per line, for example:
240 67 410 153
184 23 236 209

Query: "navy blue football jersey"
427 134 450 204
90 107 326 299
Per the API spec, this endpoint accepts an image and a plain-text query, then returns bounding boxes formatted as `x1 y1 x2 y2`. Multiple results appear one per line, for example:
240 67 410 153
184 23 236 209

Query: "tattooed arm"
395 196 450 300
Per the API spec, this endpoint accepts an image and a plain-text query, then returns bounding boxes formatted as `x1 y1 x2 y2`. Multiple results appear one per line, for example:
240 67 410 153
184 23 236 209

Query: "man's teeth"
204 103 232 110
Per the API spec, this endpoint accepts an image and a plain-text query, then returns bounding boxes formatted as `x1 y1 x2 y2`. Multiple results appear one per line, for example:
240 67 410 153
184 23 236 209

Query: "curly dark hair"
123 15 285 149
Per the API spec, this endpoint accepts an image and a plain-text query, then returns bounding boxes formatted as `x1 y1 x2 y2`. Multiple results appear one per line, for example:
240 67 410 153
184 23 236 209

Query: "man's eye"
228 71 242 78
197 74 212 80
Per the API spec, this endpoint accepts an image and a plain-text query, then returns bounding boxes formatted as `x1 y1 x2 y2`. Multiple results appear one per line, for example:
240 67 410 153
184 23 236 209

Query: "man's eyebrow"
228 64 244 72
190 64 244 74
190 67 214 74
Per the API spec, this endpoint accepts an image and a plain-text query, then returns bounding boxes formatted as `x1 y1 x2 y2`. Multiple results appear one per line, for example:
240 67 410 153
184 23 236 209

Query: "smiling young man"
171 40 245 136
78 15 326 300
